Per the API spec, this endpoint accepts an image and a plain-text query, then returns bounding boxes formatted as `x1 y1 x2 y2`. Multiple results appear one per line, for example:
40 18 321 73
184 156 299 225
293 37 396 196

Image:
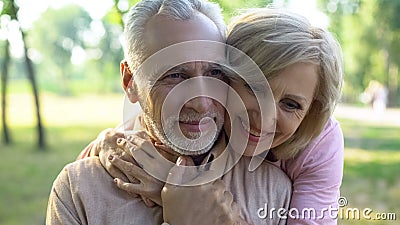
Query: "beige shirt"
47 154 291 225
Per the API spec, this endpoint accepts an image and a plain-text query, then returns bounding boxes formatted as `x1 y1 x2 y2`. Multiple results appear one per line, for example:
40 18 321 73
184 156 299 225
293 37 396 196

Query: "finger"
113 178 139 198
180 155 195 166
103 129 125 144
223 189 234 206
177 156 200 184
98 128 115 139
109 155 148 182
119 136 160 168
116 138 137 154
232 201 240 213
115 138 142 168
142 197 157 208
166 156 211 186
127 130 150 141
130 136 159 155
114 178 158 199
213 179 226 190
98 151 129 182
131 142 174 180
154 142 172 153
165 156 186 185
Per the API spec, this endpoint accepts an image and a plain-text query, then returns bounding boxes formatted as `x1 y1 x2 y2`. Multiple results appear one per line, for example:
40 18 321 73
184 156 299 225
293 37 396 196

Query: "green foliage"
12 0 279 97
0 0 18 20
15 3 126 96
212 0 274 21
319 0 400 106
27 5 93 95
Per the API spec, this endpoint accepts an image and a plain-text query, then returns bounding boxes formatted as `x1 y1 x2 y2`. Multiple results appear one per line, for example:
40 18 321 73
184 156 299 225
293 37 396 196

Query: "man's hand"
161 156 249 225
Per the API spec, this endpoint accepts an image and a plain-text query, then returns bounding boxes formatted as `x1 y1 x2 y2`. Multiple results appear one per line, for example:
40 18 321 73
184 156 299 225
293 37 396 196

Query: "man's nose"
184 96 214 114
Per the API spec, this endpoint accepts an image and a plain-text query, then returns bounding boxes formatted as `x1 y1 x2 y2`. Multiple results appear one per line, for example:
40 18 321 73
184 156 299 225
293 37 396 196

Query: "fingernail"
114 178 118 183
177 156 185 166
116 138 124 145
108 155 114 161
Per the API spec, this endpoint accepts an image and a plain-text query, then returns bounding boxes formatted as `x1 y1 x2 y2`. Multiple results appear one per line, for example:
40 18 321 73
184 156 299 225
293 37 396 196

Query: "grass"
0 94 399 224
0 126 112 225
0 93 122 225
0 125 110 225
337 118 400 224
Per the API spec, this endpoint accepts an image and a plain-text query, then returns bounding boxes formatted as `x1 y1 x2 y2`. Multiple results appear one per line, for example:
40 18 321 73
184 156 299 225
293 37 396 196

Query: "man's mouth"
179 117 214 133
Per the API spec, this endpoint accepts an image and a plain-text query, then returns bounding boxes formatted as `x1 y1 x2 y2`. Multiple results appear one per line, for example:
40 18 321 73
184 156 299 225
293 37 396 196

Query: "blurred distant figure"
361 80 388 115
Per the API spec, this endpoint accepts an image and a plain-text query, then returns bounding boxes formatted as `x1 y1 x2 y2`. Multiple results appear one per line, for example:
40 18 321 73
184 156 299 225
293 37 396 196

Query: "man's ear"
120 60 138 103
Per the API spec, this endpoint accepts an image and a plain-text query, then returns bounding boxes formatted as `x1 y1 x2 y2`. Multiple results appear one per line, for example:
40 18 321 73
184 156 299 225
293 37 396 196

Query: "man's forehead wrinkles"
172 62 223 71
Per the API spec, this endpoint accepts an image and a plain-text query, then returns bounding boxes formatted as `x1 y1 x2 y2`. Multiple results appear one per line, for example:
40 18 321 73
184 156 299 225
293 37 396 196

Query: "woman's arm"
283 118 344 225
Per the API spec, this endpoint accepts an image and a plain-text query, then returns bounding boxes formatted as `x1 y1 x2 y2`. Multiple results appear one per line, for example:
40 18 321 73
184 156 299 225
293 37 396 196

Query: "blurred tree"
1 35 11 144
0 0 45 148
212 0 274 20
319 0 399 106
375 0 400 106
29 5 92 96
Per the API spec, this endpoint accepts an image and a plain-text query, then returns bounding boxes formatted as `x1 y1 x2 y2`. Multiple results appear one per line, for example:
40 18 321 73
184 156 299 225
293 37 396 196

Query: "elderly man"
46 0 291 224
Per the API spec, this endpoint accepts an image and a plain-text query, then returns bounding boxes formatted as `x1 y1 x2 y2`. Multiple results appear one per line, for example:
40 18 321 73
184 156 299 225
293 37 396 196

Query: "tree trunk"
113 0 126 28
20 31 46 149
388 64 398 107
1 40 12 145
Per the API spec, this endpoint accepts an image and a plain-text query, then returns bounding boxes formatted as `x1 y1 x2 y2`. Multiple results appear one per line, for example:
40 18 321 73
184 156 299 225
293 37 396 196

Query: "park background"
0 0 399 224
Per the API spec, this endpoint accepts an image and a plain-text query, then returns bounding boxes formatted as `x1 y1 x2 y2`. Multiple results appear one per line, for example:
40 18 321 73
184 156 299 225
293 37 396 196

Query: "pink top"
273 117 344 224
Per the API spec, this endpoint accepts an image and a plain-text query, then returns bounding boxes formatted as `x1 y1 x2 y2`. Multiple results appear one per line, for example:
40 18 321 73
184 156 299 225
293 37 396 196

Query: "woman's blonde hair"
227 8 344 159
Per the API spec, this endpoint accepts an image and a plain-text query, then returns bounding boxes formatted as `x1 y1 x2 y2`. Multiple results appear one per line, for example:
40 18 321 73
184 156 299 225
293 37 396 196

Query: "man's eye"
210 69 223 76
163 73 185 80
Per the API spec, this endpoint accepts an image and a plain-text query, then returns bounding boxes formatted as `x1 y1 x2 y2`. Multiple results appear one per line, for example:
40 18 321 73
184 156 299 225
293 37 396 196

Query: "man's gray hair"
124 0 226 71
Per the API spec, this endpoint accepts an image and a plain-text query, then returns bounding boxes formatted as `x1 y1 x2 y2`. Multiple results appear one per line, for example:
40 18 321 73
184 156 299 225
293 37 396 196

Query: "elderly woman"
223 8 344 224
79 7 344 225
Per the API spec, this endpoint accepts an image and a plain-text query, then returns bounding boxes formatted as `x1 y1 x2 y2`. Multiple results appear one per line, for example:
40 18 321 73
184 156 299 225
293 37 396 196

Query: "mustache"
176 111 220 122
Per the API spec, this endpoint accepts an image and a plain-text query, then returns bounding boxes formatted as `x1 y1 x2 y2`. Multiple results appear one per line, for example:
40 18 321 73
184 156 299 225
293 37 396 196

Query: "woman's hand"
108 131 167 207
96 129 163 207
97 129 137 184
162 156 249 225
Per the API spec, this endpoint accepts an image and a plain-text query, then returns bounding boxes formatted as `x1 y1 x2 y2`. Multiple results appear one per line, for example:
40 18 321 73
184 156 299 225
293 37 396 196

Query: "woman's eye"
280 99 302 111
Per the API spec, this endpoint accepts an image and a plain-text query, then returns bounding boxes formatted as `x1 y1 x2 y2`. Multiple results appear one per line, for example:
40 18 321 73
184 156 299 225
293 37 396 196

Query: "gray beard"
144 112 222 155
